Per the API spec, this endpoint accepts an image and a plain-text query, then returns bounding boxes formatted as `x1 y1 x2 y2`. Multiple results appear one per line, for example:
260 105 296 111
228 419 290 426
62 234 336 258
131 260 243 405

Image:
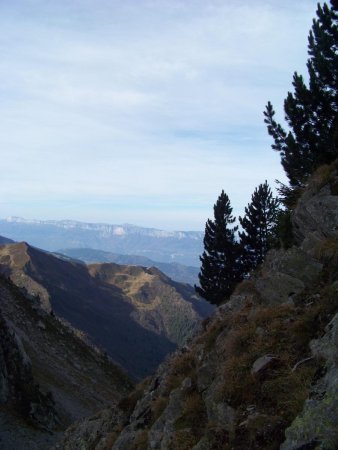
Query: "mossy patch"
284 387 338 449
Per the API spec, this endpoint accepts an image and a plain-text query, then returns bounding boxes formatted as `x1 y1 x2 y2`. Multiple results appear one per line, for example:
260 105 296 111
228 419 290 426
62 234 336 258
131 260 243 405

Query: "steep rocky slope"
0 275 132 450
0 244 212 379
56 162 338 449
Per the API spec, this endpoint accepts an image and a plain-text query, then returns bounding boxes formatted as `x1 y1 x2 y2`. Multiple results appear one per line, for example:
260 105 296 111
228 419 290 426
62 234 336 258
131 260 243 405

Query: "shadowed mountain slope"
0 235 14 245
0 274 132 450
88 263 213 347
0 243 212 380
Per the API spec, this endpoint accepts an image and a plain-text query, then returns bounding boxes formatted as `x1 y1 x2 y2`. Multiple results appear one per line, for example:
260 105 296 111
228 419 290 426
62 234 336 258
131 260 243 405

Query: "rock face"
281 311 338 450
0 274 132 450
0 310 58 431
292 165 338 251
53 407 126 450
254 247 323 305
53 161 338 450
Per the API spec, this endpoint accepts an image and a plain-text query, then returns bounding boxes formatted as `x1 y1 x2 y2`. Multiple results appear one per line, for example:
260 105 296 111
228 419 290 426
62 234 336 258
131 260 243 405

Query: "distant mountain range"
57 247 200 286
0 241 212 379
0 217 203 266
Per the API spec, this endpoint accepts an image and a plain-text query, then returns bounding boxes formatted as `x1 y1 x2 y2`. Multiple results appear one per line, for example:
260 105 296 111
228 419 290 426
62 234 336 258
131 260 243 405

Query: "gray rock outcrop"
292 165 338 252
0 311 59 431
281 312 338 450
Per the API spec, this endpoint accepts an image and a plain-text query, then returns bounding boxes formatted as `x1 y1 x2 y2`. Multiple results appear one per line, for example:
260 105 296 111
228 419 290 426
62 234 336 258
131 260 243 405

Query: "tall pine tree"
239 181 280 273
264 1 338 197
195 191 242 305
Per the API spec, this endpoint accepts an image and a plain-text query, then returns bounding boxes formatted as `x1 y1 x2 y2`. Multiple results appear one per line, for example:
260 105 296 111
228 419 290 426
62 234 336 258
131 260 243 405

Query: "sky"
0 0 320 230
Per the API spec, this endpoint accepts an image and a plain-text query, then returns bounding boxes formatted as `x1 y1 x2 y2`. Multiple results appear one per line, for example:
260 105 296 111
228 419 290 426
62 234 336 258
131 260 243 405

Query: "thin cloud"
0 0 318 229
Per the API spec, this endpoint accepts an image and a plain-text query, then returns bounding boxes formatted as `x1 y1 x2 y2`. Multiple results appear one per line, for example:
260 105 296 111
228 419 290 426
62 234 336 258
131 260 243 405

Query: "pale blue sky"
0 0 319 230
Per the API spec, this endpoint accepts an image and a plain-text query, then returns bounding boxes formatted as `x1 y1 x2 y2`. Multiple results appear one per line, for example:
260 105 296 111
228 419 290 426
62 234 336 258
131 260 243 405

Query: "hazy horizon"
1 214 204 232
0 0 319 230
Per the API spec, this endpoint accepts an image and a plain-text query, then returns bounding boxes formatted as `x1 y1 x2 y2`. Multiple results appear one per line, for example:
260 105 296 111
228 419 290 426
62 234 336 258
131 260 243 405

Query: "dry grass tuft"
219 322 256 357
133 430 149 450
214 296 332 427
233 279 256 295
217 353 257 406
175 391 206 430
151 395 168 422
173 390 207 447
172 430 199 450
315 237 338 265
202 320 227 351
165 352 196 393
118 378 150 416
102 430 121 450
311 163 336 189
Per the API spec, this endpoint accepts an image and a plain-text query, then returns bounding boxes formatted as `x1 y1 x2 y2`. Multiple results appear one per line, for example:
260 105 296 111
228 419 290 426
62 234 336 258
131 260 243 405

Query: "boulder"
53 407 125 450
254 248 322 305
147 378 191 450
251 355 279 376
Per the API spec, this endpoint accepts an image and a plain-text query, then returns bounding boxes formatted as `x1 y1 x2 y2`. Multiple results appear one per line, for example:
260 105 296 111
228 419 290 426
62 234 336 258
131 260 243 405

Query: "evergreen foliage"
239 181 280 273
198 2 337 305
264 1 338 196
195 191 242 305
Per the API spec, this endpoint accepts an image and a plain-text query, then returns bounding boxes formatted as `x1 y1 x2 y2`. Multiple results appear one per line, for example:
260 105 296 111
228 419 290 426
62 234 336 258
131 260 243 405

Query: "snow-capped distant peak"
113 227 125 236
2 217 203 238
0 216 203 266
6 216 38 224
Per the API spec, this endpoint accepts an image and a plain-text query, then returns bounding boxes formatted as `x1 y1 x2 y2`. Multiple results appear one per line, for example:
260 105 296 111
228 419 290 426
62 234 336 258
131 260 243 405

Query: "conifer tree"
239 181 280 273
195 191 242 305
264 1 338 196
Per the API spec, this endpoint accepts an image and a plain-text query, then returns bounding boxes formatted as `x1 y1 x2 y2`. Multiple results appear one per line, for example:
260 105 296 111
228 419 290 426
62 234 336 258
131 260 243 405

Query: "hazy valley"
0 241 212 380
